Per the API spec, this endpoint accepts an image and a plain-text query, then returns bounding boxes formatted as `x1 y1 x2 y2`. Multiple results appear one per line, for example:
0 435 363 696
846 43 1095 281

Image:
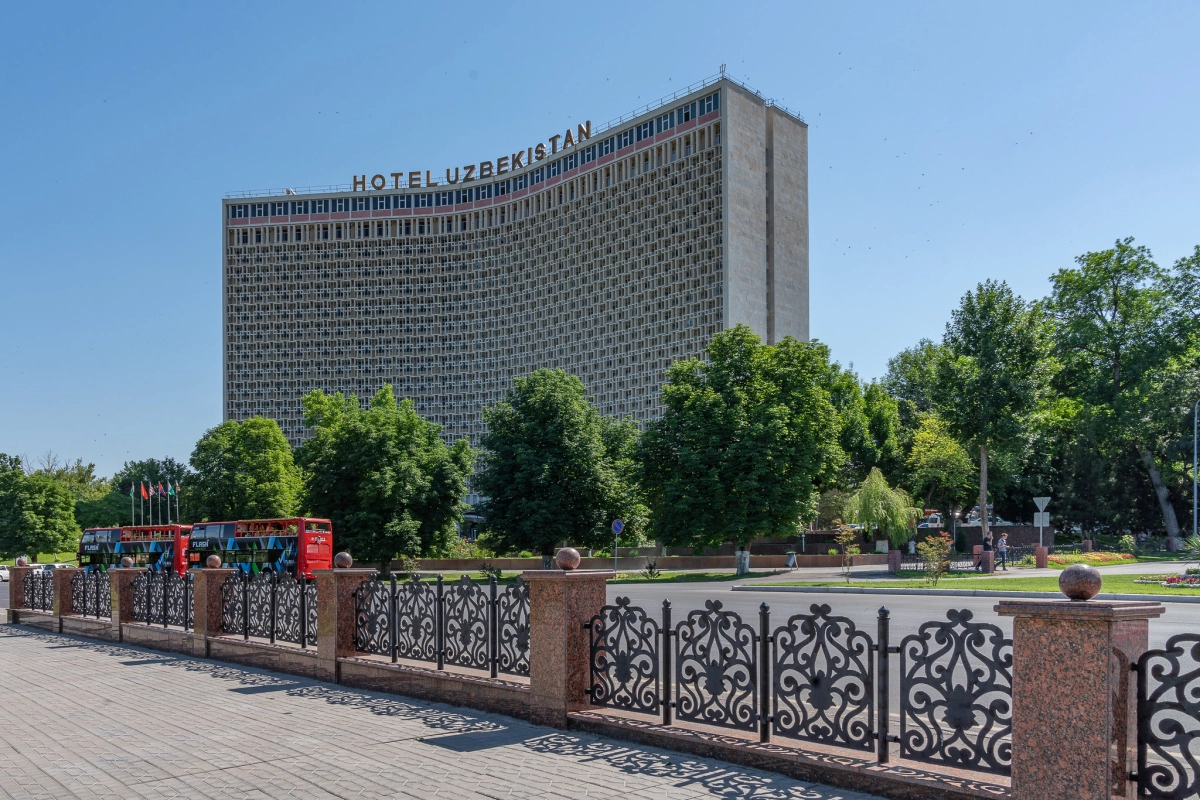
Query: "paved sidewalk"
0 625 880 800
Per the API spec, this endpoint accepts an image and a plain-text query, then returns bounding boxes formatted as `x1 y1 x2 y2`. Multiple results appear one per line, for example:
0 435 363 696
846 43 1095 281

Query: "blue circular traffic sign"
612 520 624 534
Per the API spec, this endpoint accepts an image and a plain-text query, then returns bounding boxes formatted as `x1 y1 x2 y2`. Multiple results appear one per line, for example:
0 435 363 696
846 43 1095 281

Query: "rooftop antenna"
719 63 726 76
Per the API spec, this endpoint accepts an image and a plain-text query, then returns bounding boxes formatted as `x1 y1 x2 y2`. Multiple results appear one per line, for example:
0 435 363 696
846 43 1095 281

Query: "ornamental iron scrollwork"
25 571 53 611
146 571 165 624
132 572 149 622
396 576 438 663
355 577 391 655
772 603 874 750
444 576 489 670
589 597 660 714
304 579 318 646
221 571 245 634
71 571 85 614
245 571 274 639
165 572 189 628
1137 633 1200 800
674 599 758 731
94 572 111 618
497 577 530 676
275 573 312 645
899 608 1012 775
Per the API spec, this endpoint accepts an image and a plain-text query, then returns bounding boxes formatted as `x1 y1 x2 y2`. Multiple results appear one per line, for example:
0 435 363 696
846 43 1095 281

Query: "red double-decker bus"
187 518 333 578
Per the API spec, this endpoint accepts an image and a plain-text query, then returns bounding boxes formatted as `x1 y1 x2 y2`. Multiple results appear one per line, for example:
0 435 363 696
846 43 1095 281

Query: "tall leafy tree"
474 369 618 559
189 417 303 522
933 280 1042 545
905 415 974 513
636 325 838 567
297 385 473 570
1048 238 1187 536
844 467 919 548
883 338 944 413
0 454 78 561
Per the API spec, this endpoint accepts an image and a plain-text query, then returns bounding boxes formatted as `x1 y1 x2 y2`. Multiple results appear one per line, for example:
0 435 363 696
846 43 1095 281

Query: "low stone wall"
339 656 530 720
397 553 886 573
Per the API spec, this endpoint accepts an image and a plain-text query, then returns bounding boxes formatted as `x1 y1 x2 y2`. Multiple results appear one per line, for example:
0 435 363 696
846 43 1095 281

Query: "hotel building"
222 76 808 446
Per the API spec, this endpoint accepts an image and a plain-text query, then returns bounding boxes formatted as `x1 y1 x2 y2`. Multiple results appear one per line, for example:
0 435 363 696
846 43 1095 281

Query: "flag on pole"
167 483 176 497
128 483 135 498
140 483 149 500
158 482 165 496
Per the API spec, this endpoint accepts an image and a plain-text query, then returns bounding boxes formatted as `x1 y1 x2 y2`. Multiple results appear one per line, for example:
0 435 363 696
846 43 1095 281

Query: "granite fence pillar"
109 567 147 642
192 568 238 657
8 566 35 611
1034 547 1049 569
887 550 901 573
996 599 1165 800
52 568 81 618
523 569 614 728
315 568 376 683
1082 539 1094 552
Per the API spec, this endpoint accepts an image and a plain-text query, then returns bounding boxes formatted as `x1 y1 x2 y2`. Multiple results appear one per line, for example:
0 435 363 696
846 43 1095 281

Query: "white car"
0 565 9 582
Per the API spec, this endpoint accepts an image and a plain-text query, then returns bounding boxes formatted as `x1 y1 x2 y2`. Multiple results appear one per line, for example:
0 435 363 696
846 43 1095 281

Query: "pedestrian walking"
997 532 1009 571
977 531 993 572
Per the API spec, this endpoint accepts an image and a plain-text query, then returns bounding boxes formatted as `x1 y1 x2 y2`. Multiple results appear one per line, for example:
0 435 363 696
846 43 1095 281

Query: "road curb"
731 584 1200 604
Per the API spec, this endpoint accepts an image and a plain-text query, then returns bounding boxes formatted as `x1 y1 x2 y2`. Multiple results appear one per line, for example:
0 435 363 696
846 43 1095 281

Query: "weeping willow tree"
845 468 920 548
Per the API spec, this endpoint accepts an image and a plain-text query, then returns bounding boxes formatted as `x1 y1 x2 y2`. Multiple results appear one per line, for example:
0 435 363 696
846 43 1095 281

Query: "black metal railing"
899 609 1013 774
353 574 530 678
587 598 1013 775
220 570 316 647
69 571 111 618
899 551 977 571
1135 633 1200 799
23 571 54 611
131 570 193 630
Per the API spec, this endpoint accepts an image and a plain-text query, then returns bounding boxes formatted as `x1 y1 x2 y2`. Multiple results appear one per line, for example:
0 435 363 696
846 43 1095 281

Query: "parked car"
0 565 9 582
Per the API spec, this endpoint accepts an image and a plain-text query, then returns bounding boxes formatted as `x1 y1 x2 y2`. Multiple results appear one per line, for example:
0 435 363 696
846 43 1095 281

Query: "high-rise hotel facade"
222 76 808 446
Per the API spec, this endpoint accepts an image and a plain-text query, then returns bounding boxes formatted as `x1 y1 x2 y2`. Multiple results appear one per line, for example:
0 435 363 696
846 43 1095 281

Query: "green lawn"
0 553 78 567
755 573 1200 595
413 569 775 585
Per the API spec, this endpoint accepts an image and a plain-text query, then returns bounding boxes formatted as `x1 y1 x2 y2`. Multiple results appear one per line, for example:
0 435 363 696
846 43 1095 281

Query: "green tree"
1048 238 1188 536
32 456 111 501
110 456 194 523
189 417 303 522
933 280 1042 545
0 455 78 560
297 385 473 571
844 467 919 548
905 415 974 512
636 325 839 570
474 369 617 560
599 415 650 543
883 338 944 413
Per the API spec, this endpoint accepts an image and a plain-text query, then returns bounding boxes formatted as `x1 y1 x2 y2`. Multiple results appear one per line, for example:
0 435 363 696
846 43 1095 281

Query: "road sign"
612 520 624 534
1033 497 1051 512
1034 512 1050 528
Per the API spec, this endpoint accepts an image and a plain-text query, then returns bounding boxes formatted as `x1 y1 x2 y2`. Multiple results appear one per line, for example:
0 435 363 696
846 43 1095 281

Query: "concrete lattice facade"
222 78 808 446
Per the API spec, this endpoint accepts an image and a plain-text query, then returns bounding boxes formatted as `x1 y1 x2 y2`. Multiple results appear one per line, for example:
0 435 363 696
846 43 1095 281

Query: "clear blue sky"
2 2 1198 478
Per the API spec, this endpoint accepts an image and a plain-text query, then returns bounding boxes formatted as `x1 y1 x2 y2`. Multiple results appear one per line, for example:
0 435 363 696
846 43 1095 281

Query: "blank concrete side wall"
767 109 809 342
723 84 768 339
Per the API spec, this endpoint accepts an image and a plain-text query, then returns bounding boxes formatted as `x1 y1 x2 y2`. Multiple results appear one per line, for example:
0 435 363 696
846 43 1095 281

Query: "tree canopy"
474 369 626 557
296 385 474 569
189 417 303 523
845 467 919 548
0 455 79 560
636 325 839 555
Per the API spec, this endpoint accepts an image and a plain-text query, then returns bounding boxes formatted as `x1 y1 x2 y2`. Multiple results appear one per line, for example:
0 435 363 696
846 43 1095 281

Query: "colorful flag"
167 483 176 497
158 482 165 496
128 483 135 497
140 483 149 500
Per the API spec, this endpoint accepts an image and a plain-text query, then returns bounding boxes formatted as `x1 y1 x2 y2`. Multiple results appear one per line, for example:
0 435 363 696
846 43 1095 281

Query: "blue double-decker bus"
77 526 192 575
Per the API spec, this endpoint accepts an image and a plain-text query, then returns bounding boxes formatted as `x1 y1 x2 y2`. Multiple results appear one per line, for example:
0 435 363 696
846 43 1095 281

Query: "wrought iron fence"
220 570 316 647
899 609 1013 775
1136 633 1200 799
131 571 193 630
353 574 530 678
70 571 111 618
23 570 53 611
586 598 1014 776
899 552 977 572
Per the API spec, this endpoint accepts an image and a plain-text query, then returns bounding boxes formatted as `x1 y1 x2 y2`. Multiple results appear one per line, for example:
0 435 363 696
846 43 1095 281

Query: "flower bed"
1133 572 1200 588
1047 552 1136 566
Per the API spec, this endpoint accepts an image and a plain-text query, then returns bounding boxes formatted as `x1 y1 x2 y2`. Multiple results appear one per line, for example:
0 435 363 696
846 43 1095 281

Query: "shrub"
1117 534 1136 554
641 560 661 579
917 531 952 587
478 563 503 581
398 555 421 575
827 548 839 556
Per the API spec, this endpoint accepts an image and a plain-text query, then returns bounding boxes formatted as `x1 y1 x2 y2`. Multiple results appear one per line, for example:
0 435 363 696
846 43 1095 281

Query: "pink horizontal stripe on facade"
677 118 697 133
636 138 653 151
270 216 287 223
616 145 634 158
699 109 719 124
331 213 349 220
598 153 615 166
228 219 248 226
311 214 329 221
351 211 370 219
292 214 310 222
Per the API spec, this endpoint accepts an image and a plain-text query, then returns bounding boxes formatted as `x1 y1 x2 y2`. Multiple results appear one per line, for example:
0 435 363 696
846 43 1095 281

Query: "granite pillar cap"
555 547 582 570
994 599 1165 621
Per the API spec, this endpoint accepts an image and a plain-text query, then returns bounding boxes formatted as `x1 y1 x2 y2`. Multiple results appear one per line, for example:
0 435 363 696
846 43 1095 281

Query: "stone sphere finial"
120 556 134 568
555 547 581 571
205 554 222 569
1059 563 1102 601
333 551 353 569
15 556 28 567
